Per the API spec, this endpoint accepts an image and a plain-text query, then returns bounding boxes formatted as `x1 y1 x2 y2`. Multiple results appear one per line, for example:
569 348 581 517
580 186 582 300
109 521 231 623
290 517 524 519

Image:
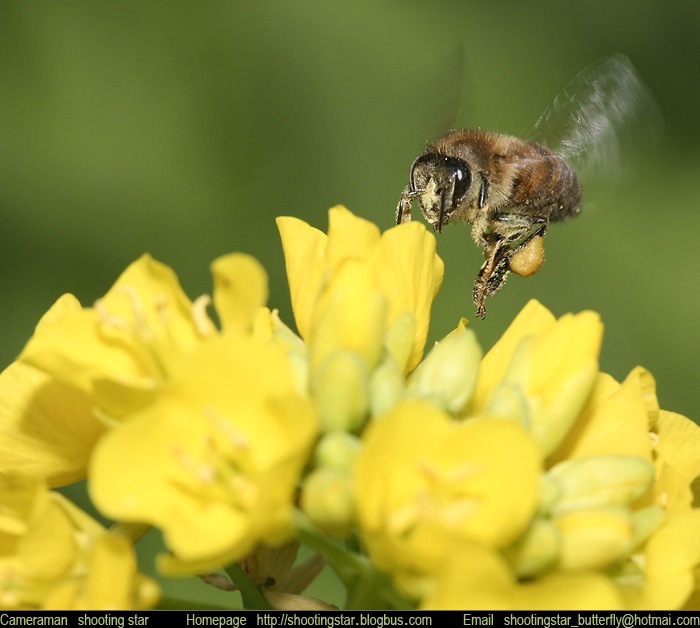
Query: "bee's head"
409 153 472 232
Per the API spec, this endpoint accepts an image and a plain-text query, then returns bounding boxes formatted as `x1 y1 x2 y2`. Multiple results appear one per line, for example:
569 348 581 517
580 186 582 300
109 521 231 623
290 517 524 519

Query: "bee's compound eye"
443 155 471 203
409 153 472 202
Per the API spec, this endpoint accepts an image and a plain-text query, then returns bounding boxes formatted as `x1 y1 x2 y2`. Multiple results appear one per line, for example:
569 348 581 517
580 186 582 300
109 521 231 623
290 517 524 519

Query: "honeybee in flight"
396 53 661 318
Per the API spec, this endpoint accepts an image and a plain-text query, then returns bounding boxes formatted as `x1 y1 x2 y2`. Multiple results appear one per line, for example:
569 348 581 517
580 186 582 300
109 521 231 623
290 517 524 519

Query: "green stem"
294 510 413 610
224 562 271 610
293 510 369 586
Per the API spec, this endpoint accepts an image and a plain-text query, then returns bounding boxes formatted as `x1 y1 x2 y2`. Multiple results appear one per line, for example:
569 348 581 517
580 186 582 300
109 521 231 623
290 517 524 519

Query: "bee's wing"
525 53 662 182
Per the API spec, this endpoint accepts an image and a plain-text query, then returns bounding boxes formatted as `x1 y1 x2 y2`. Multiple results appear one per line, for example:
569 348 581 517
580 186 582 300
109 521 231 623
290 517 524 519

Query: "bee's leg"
396 186 413 225
473 240 513 319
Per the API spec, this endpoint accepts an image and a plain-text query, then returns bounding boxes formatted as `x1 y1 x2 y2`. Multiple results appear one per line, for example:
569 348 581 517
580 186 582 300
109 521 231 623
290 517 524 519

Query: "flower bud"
312 350 369 433
547 455 654 515
407 321 482 414
629 505 666 548
504 517 559 578
314 432 361 472
301 467 354 538
309 263 386 373
369 358 404 417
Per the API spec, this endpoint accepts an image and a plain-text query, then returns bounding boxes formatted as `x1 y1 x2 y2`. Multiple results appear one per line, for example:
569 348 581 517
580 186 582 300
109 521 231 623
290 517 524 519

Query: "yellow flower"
469 299 603 456
618 509 700 609
89 333 317 575
43 534 160 610
612 410 700 609
0 361 105 487
652 410 700 513
277 206 443 374
353 399 541 598
421 540 623 610
19 257 212 419
550 366 656 464
19 253 267 420
0 474 158 610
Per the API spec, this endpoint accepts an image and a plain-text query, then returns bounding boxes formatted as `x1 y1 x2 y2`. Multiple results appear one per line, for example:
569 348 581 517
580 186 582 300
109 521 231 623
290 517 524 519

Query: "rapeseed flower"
0 474 158 609
0 207 697 610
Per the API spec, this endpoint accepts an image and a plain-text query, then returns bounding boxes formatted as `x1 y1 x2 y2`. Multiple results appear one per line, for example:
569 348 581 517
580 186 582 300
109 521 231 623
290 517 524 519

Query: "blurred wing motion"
526 53 663 182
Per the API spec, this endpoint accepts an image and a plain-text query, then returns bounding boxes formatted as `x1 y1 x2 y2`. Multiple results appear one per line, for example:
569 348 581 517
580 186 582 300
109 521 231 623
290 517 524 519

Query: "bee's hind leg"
473 240 513 319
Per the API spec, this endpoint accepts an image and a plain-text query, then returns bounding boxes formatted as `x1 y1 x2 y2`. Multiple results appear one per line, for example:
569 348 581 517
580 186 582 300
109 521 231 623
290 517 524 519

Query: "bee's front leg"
396 185 413 225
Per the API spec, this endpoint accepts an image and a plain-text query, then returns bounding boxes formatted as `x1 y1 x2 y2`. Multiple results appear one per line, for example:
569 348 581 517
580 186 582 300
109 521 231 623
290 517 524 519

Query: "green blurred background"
0 0 698 607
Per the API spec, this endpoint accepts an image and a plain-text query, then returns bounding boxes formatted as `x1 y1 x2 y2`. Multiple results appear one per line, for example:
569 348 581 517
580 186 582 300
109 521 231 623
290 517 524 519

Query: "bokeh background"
1 0 698 608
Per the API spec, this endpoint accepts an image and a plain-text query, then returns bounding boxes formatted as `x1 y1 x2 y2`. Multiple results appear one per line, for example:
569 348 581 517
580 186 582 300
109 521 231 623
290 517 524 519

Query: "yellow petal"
326 205 381 269
83 534 159 610
35 293 82 329
374 221 444 372
550 368 655 463
470 300 555 412
0 476 76 583
0 362 106 487
622 509 700 609
276 215 328 341
555 508 633 571
211 253 269 334
655 411 700 491
421 540 622 610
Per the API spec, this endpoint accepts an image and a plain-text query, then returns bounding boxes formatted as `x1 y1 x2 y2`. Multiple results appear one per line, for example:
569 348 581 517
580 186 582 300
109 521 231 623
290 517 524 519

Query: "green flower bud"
312 350 369 433
629 505 666 549
314 432 361 472
301 467 354 538
369 358 404 417
484 381 530 426
407 321 482 414
504 518 559 578
538 474 562 516
547 455 654 515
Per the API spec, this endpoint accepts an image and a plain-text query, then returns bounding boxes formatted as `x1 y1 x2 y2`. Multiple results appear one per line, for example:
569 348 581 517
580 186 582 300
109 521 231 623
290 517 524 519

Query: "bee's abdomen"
511 142 582 222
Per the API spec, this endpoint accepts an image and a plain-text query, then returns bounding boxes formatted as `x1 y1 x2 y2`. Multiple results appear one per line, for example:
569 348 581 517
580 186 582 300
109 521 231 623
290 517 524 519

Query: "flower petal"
326 205 381 269
374 222 444 372
421 541 622 610
211 253 269 334
0 362 106 487
550 368 655 464
276 216 328 341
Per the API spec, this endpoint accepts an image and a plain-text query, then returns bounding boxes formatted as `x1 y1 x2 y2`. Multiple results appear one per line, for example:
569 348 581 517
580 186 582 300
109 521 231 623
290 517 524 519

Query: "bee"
396 53 661 318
